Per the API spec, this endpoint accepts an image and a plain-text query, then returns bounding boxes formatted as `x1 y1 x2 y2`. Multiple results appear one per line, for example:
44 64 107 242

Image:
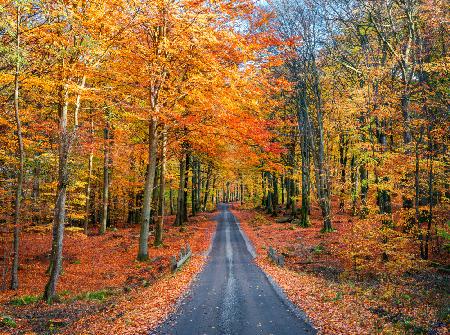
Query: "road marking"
221 209 236 334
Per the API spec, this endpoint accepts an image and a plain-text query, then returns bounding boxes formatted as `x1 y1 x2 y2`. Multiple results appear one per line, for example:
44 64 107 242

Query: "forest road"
152 204 316 335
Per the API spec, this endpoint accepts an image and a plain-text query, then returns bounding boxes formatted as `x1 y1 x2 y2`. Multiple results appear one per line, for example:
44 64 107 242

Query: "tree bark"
240 179 244 204
338 133 349 212
84 118 94 235
191 157 198 216
175 153 186 226
272 174 279 216
100 121 110 234
202 163 212 211
350 154 358 216
11 5 23 290
298 85 310 227
43 79 70 303
183 152 189 221
137 116 158 260
154 126 166 246
359 164 368 218
169 187 174 215
424 131 433 259
261 172 267 208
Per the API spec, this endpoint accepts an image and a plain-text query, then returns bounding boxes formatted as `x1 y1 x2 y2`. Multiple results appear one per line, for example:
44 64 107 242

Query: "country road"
153 204 316 335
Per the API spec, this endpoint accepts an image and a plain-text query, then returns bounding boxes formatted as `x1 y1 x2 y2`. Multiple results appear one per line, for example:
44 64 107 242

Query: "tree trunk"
84 118 94 235
32 154 40 225
266 173 273 214
272 174 279 216
196 159 201 212
350 154 358 216
137 117 158 261
191 157 198 216
11 5 23 290
312 74 332 232
183 152 189 221
100 121 110 234
424 132 433 259
261 172 267 208
359 164 368 218
338 133 349 212
298 86 310 227
169 187 174 215
43 80 70 303
175 153 186 226
202 163 212 211
401 93 412 145
154 126 166 246
240 179 244 204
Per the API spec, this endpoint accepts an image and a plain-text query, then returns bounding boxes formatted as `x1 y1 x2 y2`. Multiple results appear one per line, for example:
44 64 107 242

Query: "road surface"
153 204 316 335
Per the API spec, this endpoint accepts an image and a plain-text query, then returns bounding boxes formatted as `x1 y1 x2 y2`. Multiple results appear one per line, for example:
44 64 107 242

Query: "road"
153 204 316 335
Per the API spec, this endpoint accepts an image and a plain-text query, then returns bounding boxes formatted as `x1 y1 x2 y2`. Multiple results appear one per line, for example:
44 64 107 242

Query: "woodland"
0 0 448 334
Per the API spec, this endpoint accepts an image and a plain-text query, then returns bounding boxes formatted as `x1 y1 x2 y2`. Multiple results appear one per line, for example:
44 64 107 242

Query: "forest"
0 0 448 334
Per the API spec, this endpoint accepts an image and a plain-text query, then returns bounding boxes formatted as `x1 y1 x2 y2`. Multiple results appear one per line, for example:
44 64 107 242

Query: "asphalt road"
153 204 316 335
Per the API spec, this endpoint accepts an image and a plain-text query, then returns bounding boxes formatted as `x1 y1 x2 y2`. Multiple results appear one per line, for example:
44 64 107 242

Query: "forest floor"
0 212 217 335
232 204 449 335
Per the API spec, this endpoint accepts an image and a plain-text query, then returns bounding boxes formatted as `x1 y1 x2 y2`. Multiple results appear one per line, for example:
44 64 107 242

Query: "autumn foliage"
0 0 448 334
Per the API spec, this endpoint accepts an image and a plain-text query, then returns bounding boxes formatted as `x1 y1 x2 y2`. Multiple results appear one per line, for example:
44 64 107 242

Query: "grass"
74 289 115 302
9 295 40 306
0 315 16 328
312 244 325 254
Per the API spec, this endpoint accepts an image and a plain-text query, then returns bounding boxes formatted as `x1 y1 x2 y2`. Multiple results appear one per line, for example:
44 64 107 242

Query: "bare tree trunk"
300 135 310 227
196 159 201 212
137 116 158 260
169 187 174 215
211 174 217 207
100 121 110 234
43 80 69 303
298 85 310 226
266 173 273 214
272 174 279 216
202 163 212 211
84 118 94 235
338 133 349 212
183 152 189 221
414 133 424 258
424 131 433 259
11 5 23 290
240 179 244 204
350 154 358 216
359 164 368 218
401 93 412 145
175 154 186 226
313 74 332 232
191 157 198 216
154 126 167 246
261 172 267 208
31 154 40 224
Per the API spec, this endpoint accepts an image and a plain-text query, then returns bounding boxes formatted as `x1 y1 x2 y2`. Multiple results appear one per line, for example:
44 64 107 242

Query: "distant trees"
267 0 448 262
